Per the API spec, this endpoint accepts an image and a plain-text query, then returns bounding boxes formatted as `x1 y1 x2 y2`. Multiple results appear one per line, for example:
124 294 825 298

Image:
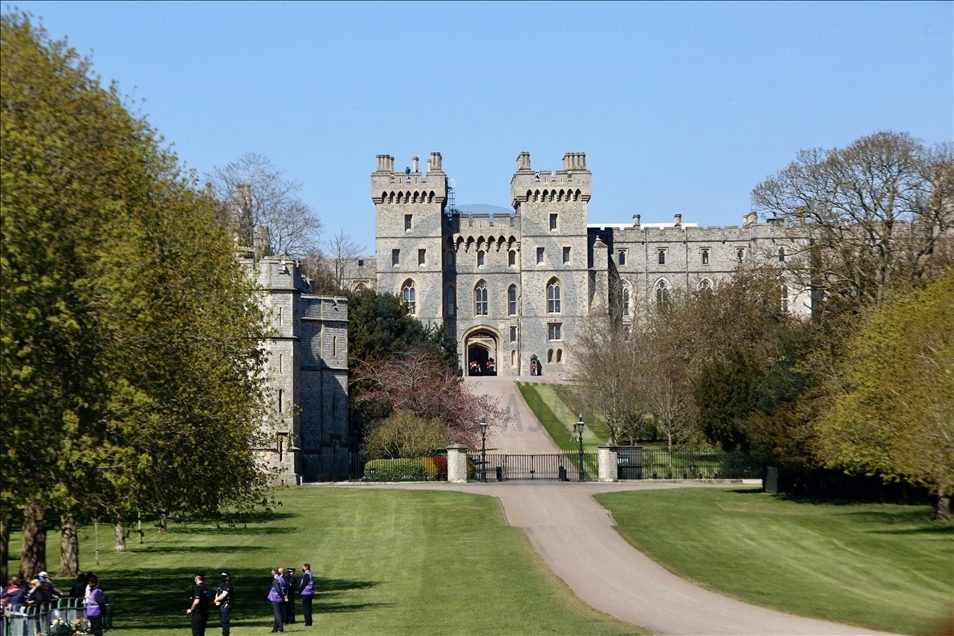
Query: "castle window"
358 258 365 267
556 349 563 363
405 214 412 231
508 285 517 316
510 326 517 342
618 251 626 266
446 287 455 317
702 249 709 265
278 353 284 374
778 247 786 262
474 282 488 316
549 214 558 230
332 336 338 358
563 247 571 264
278 389 284 414
698 278 712 291
536 247 544 264
446 251 455 267
402 281 416 314
548 323 562 341
781 284 789 312
621 285 631 316
509 250 516 266
658 250 666 265
477 251 485 267
737 248 745 263
511 350 516 366
547 279 561 314
655 280 670 310
392 249 400 266
548 349 553 363
418 249 426 265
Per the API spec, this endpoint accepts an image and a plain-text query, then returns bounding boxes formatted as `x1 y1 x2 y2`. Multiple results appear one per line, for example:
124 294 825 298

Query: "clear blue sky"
7 2 952 254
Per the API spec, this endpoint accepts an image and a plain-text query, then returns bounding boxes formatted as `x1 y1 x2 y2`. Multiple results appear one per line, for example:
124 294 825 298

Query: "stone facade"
241 256 349 483
351 151 809 378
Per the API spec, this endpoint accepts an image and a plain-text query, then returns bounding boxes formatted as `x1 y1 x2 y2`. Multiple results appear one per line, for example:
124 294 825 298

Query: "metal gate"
471 452 598 482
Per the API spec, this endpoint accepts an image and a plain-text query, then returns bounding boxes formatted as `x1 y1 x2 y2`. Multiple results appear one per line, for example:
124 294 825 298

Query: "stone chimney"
428 152 442 173
412 156 419 173
674 214 682 227
744 211 758 227
632 214 641 228
516 151 532 172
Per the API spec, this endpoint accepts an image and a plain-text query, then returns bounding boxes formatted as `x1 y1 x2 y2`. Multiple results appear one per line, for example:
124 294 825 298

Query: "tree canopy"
1 12 271 579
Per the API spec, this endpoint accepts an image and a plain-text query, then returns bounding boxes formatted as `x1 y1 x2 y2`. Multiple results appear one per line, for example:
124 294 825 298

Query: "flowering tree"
354 351 508 451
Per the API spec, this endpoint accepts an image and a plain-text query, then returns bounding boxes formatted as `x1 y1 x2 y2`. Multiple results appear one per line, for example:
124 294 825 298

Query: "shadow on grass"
96 566 380 630
728 488 765 494
138 545 269 554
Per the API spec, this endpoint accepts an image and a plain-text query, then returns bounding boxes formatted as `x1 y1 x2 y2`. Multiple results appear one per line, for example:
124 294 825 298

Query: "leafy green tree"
362 409 449 459
1 12 271 579
816 269 954 519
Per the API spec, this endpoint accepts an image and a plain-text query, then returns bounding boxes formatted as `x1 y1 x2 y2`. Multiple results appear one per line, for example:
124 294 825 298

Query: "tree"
816 269 954 519
752 131 954 318
354 351 507 451
1 12 271 579
362 409 449 459
207 152 322 257
322 230 364 291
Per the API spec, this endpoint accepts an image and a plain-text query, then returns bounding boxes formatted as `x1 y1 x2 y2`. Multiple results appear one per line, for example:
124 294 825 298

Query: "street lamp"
479 422 488 483
574 416 585 482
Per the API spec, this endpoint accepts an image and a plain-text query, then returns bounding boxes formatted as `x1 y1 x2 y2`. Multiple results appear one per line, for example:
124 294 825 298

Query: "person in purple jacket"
86 574 106 636
267 569 286 633
298 563 315 626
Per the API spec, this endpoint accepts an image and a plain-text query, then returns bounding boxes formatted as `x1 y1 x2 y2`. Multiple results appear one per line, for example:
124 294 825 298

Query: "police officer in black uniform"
186 570 212 636
214 571 233 636
283 567 297 624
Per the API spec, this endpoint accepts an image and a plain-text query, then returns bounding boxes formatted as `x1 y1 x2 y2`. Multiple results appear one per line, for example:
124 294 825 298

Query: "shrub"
363 458 426 482
432 455 448 479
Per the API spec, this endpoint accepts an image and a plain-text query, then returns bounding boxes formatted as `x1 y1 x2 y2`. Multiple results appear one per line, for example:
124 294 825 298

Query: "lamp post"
574 416 585 482
479 422 488 483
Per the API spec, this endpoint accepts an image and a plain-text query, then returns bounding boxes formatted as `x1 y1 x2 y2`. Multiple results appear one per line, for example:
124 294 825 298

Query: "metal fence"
618 447 761 480
1 597 111 636
298 452 451 482
471 452 600 482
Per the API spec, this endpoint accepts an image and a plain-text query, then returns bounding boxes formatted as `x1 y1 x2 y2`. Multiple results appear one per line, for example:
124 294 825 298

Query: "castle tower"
371 153 448 328
510 152 593 375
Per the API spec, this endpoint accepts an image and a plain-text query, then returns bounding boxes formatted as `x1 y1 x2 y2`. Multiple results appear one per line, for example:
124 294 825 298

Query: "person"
186 570 212 636
214 571 233 636
283 567 296 624
298 563 315 627
267 568 285 633
1 577 24 607
69 573 89 599
85 574 106 636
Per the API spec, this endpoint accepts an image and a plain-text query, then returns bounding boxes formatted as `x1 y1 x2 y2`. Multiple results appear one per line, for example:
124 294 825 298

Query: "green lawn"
9 488 644 635
595 487 954 635
516 383 608 452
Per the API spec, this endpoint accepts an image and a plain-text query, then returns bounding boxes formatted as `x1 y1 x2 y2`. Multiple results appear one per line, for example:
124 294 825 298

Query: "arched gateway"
465 328 499 376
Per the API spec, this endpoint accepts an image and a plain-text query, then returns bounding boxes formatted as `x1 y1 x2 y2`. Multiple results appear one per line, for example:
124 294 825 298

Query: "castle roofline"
588 223 701 230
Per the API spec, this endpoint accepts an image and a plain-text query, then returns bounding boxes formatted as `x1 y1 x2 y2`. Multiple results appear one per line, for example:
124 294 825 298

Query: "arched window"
556 349 563 363
474 282 488 316
446 251 455 267
698 278 712 291
737 248 745 263
508 250 516 266
655 279 671 310
477 250 485 267
511 350 516 367
547 349 553 363
621 284 631 316
402 280 416 314
508 285 517 316
446 287 456 317
780 284 789 312
547 279 561 313
658 250 666 265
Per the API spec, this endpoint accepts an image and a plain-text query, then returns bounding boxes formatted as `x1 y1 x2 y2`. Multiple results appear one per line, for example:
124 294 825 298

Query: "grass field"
8 488 644 635
596 487 954 635
516 383 608 453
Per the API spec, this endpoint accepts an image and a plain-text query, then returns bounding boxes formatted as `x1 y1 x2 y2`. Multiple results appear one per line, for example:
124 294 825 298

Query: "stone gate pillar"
598 444 618 482
447 444 469 483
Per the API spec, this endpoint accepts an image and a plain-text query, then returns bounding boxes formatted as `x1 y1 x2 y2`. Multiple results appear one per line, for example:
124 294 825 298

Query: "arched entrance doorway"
465 329 498 376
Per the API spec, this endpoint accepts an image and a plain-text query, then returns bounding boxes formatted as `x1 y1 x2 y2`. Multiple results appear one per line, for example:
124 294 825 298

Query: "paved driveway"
334 376 895 635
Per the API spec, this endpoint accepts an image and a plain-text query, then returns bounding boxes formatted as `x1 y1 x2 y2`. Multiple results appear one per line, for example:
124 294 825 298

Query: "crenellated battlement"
371 151 447 205
511 151 592 207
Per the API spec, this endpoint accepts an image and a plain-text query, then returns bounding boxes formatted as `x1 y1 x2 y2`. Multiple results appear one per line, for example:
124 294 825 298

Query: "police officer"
283 567 296 624
214 571 233 636
186 570 212 636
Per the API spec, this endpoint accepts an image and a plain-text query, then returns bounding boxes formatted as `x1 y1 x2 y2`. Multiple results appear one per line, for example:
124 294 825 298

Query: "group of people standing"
1 571 106 636
268 564 315 632
186 564 315 635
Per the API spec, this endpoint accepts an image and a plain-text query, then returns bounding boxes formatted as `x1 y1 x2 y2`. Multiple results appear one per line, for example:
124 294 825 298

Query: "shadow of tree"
94 566 380 630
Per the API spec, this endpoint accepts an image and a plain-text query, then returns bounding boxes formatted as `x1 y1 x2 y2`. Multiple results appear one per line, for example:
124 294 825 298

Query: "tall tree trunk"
114 522 126 553
56 516 79 577
0 514 10 584
19 500 46 580
935 488 951 521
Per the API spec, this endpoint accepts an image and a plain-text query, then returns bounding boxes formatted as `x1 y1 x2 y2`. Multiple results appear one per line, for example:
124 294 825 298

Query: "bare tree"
322 230 365 291
207 152 322 257
752 132 954 316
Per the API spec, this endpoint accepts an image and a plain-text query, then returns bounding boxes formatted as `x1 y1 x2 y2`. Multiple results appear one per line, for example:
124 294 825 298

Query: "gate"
471 452 598 482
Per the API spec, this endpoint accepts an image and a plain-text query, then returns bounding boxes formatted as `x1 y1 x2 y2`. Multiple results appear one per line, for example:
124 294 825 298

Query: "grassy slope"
10 488 644 635
516 383 608 453
596 488 954 636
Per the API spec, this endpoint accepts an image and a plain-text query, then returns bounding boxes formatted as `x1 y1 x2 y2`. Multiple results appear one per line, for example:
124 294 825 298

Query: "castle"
239 254 349 483
344 151 809 377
